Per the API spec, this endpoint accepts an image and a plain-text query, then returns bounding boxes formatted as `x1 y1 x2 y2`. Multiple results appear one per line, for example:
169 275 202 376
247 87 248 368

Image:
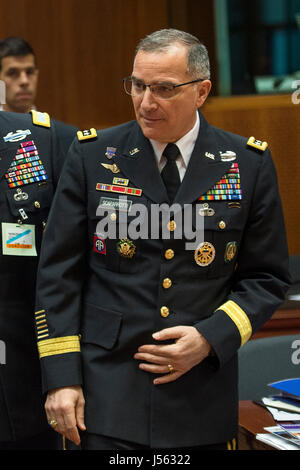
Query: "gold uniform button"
165 249 174 260
219 220 226 230
167 220 176 231
162 278 172 289
110 212 117 221
34 201 41 209
160 306 170 318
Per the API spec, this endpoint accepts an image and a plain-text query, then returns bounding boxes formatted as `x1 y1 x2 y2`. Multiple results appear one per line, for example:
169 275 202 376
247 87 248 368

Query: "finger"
47 417 60 434
75 397 86 432
137 343 175 357
139 362 173 375
153 326 185 341
154 371 182 385
134 351 168 364
62 409 81 445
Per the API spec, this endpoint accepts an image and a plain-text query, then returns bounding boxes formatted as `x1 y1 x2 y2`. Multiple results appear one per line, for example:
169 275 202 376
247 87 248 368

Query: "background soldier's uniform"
35 113 290 448
0 111 75 448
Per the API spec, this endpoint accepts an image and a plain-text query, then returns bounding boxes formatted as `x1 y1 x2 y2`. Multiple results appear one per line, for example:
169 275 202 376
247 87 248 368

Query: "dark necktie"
161 143 181 203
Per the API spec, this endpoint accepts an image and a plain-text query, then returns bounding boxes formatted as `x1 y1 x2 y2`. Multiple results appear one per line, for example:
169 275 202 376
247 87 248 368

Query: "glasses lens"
123 78 176 100
123 77 132 95
151 84 175 100
124 78 145 96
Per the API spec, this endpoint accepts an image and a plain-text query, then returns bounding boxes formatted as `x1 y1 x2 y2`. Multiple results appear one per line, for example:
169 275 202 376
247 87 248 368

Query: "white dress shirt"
150 112 200 181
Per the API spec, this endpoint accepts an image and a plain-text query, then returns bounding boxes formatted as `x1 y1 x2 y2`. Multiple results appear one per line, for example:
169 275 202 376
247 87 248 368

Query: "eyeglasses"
123 76 205 100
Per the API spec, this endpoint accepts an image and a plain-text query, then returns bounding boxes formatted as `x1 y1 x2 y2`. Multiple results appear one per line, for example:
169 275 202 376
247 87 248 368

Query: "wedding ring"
49 419 58 428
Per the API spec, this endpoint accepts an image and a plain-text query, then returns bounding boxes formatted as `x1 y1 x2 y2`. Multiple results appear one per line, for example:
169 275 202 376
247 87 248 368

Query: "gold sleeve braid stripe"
35 309 49 340
37 335 81 359
217 300 252 346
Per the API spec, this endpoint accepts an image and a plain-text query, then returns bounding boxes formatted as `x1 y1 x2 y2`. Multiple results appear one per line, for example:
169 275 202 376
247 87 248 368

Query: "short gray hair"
135 29 210 79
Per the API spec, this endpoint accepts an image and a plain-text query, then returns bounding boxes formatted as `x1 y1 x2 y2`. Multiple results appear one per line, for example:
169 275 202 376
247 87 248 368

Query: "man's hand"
45 385 86 445
134 326 212 384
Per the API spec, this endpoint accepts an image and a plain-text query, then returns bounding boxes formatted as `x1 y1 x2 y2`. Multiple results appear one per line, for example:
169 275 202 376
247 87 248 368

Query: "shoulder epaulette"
30 110 51 128
247 136 268 152
77 128 97 141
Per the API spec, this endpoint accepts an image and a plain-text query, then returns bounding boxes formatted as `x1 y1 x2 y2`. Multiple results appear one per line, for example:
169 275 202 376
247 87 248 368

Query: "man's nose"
19 71 30 85
140 87 158 110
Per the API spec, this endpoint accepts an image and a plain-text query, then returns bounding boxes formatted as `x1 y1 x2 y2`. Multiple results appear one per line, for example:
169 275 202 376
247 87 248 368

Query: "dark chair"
238 334 300 401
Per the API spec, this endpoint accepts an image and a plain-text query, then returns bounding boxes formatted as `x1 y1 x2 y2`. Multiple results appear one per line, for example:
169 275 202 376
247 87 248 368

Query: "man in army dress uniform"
0 110 74 449
35 29 290 450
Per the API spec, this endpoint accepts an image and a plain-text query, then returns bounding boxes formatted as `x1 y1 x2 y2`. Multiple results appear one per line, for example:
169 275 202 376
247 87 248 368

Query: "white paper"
266 406 300 421
256 433 300 450
262 397 300 413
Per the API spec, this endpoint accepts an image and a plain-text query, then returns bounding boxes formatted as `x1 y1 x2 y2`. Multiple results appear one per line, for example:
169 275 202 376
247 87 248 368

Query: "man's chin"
139 121 165 142
10 100 34 113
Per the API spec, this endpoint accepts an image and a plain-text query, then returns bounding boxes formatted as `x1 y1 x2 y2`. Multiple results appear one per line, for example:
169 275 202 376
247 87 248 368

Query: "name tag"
2 222 37 256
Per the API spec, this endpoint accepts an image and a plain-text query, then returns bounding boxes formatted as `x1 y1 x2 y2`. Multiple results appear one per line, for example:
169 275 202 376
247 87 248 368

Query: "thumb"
152 326 184 341
75 396 86 431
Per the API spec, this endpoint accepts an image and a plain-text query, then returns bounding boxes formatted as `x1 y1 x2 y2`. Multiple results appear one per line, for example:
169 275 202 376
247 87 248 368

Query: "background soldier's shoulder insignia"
77 128 97 141
247 136 268 152
30 110 51 128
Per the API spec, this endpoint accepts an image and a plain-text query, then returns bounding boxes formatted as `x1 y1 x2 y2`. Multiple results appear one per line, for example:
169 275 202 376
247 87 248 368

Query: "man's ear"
196 80 212 108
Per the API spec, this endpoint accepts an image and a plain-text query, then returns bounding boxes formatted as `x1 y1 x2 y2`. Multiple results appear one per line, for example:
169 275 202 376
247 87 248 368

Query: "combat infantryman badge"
194 242 216 267
117 239 136 258
3 129 32 143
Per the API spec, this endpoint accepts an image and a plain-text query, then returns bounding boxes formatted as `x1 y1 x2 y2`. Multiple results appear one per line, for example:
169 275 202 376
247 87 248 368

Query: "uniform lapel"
113 122 169 204
175 114 233 206
113 116 234 206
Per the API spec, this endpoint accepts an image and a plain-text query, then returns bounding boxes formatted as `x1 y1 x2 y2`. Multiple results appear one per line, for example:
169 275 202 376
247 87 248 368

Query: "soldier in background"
0 109 70 449
0 36 77 154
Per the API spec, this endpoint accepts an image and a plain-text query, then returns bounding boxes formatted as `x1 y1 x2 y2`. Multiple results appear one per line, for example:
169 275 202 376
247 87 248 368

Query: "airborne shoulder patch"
30 110 51 128
77 128 98 141
247 136 268 152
